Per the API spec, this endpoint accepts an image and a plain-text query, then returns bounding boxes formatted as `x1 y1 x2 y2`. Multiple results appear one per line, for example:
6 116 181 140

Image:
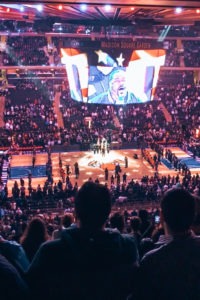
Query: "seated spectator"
27 182 139 300
52 213 74 240
130 216 142 251
131 188 200 300
192 196 200 235
0 234 29 275
139 209 154 238
20 217 49 262
109 212 125 233
0 254 29 300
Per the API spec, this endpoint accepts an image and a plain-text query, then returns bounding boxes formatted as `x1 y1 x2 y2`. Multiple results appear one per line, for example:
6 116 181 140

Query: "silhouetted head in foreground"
161 188 196 235
75 181 111 231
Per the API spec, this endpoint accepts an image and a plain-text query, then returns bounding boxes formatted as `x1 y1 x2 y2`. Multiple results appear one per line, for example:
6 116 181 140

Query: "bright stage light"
37 5 43 12
80 4 87 11
175 7 182 14
86 172 94 176
104 4 112 12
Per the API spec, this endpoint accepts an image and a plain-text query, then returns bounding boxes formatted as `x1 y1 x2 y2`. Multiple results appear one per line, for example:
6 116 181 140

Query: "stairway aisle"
1 158 9 186
0 97 5 127
113 116 121 128
53 91 64 129
159 102 172 123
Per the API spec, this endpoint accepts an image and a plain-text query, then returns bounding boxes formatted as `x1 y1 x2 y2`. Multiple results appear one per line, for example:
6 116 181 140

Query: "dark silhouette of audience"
130 188 200 300
27 182 139 300
20 217 49 262
0 234 29 275
0 254 29 300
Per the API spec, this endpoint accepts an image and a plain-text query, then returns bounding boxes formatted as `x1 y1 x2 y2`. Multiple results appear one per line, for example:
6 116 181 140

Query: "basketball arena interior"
0 1 200 298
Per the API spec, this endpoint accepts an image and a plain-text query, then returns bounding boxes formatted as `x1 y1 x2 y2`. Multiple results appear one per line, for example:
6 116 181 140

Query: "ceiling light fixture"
80 4 87 12
175 7 182 14
20 6 24 12
37 4 43 12
104 4 112 12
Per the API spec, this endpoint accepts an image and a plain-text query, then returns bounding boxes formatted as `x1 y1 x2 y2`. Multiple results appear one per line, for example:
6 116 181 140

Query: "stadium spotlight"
175 7 182 14
37 5 43 12
80 4 87 11
104 4 112 12
20 6 24 12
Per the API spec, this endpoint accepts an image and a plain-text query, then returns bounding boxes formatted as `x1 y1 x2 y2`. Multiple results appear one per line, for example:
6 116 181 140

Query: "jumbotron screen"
61 44 166 105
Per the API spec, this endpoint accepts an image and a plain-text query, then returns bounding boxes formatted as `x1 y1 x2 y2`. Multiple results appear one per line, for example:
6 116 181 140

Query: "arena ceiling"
1 1 200 26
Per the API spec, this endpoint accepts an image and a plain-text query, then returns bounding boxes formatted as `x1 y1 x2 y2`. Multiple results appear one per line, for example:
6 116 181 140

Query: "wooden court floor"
7 147 197 197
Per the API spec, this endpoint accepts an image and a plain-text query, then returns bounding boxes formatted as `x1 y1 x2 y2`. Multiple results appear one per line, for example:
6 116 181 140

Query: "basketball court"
6 147 199 197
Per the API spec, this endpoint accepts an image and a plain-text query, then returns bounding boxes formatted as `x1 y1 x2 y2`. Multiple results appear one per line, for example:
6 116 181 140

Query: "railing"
157 140 179 145
0 146 43 152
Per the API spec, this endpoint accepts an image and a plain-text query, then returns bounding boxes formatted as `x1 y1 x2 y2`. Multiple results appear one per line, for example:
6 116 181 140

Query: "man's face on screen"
109 70 127 102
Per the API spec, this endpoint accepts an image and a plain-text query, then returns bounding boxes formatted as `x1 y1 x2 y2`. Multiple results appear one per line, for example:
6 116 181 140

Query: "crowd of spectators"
1 19 200 38
1 79 60 148
0 32 199 218
1 70 197 158
157 70 194 86
155 82 200 145
2 36 49 66
0 34 200 69
183 40 200 67
0 162 199 215
0 22 200 300
0 181 200 299
0 177 199 240
0 74 199 161
158 25 199 37
0 20 33 33
164 39 181 67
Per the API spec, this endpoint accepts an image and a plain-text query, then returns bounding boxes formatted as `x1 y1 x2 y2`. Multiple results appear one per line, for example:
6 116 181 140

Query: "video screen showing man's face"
62 47 166 105
109 69 127 102
88 67 140 104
